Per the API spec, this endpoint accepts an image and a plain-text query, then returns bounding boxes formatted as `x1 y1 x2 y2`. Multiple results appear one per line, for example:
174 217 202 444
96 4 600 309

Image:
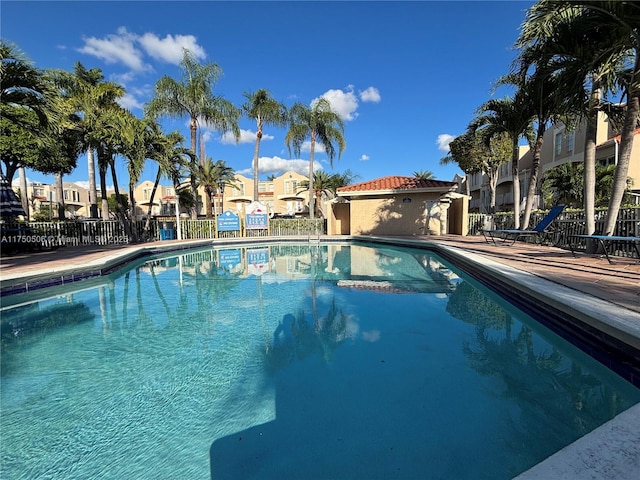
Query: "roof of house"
337 176 458 195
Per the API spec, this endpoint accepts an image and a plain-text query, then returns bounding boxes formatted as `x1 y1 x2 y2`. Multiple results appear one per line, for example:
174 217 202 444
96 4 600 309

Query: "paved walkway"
1 234 639 480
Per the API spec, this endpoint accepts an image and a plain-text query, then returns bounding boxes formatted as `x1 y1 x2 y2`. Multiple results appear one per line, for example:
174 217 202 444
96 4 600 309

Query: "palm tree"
516 0 640 234
142 128 193 237
297 171 337 218
145 49 240 219
53 62 126 218
516 0 629 235
285 98 345 220
542 163 583 207
413 170 434 179
0 41 53 132
196 158 235 217
470 94 535 228
242 89 288 201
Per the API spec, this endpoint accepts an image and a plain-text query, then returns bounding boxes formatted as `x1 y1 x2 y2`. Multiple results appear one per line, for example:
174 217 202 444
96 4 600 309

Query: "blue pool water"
1 242 639 480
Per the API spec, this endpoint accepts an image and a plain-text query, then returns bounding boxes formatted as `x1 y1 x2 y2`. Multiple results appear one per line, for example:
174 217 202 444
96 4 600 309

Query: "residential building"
465 114 640 212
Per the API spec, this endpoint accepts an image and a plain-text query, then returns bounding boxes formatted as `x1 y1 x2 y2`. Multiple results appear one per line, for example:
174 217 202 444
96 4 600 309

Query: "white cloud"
314 85 359 121
437 134 456 152
138 33 206 65
79 27 148 72
73 180 91 190
359 87 381 103
360 154 370 161
236 155 320 178
78 28 207 72
301 140 326 154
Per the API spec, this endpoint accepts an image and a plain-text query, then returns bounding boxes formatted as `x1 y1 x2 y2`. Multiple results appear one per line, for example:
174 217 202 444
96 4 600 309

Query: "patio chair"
482 205 566 246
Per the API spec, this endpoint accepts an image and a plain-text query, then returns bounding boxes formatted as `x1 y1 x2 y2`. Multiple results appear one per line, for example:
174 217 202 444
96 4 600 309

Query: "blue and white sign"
218 249 242 270
217 211 240 231
245 212 268 229
246 247 269 276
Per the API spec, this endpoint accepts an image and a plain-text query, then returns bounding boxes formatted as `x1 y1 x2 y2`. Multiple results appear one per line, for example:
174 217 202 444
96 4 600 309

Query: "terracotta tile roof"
337 176 457 193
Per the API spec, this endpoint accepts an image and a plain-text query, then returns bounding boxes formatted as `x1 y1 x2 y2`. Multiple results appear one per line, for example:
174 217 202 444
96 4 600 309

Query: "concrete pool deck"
1 234 639 479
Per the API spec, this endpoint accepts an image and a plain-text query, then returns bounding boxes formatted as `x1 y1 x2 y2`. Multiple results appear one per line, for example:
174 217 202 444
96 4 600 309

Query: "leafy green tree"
242 89 288 201
442 129 511 213
542 163 583 208
285 98 345 220
146 49 240 219
106 193 129 216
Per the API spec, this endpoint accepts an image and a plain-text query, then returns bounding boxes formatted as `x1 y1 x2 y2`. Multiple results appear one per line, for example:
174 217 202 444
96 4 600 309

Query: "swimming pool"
1 242 639 479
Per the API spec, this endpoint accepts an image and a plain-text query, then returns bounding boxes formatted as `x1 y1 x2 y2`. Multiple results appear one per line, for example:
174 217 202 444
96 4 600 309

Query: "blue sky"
2 0 533 189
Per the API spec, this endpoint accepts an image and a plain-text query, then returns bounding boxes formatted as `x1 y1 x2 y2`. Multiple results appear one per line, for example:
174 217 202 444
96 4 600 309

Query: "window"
566 132 575 153
285 180 298 194
555 132 563 156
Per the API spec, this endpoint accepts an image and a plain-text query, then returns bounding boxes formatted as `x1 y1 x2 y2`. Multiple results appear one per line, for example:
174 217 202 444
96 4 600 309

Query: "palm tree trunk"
583 83 600 237
55 172 65 220
189 118 199 219
511 138 521 229
522 126 545 229
603 54 640 235
109 159 134 241
88 148 98 218
98 151 110 220
143 167 163 237
19 167 29 220
308 133 316 220
253 128 262 201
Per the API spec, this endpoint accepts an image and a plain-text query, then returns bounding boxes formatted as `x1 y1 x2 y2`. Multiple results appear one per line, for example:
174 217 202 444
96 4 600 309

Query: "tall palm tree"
516 0 629 235
145 49 240 219
470 94 535 228
516 0 640 234
285 98 345 220
142 128 193 237
53 63 126 218
242 89 288 201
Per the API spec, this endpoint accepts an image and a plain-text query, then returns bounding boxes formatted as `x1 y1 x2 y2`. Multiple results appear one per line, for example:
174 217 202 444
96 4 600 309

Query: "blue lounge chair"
482 205 566 246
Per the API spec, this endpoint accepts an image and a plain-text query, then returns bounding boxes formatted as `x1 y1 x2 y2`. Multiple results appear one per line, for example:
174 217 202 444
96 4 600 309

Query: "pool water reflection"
1 243 638 479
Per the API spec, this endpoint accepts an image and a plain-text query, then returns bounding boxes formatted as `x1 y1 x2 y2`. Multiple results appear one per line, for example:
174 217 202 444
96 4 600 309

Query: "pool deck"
1 234 639 479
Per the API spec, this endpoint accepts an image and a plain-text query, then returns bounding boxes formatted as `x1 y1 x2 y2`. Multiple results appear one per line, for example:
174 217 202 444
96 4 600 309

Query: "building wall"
467 114 640 212
348 192 445 236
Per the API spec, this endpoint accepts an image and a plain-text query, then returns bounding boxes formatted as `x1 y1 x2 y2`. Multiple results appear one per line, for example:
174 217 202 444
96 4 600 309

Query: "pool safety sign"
217 211 240 231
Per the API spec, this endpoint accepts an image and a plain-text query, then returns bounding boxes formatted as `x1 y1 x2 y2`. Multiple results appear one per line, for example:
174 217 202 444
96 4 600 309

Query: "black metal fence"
468 207 640 259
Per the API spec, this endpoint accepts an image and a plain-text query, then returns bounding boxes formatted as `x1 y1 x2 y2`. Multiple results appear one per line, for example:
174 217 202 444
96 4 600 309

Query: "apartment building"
132 170 311 219
466 113 640 212
21 181 93 219
17 170 313 220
